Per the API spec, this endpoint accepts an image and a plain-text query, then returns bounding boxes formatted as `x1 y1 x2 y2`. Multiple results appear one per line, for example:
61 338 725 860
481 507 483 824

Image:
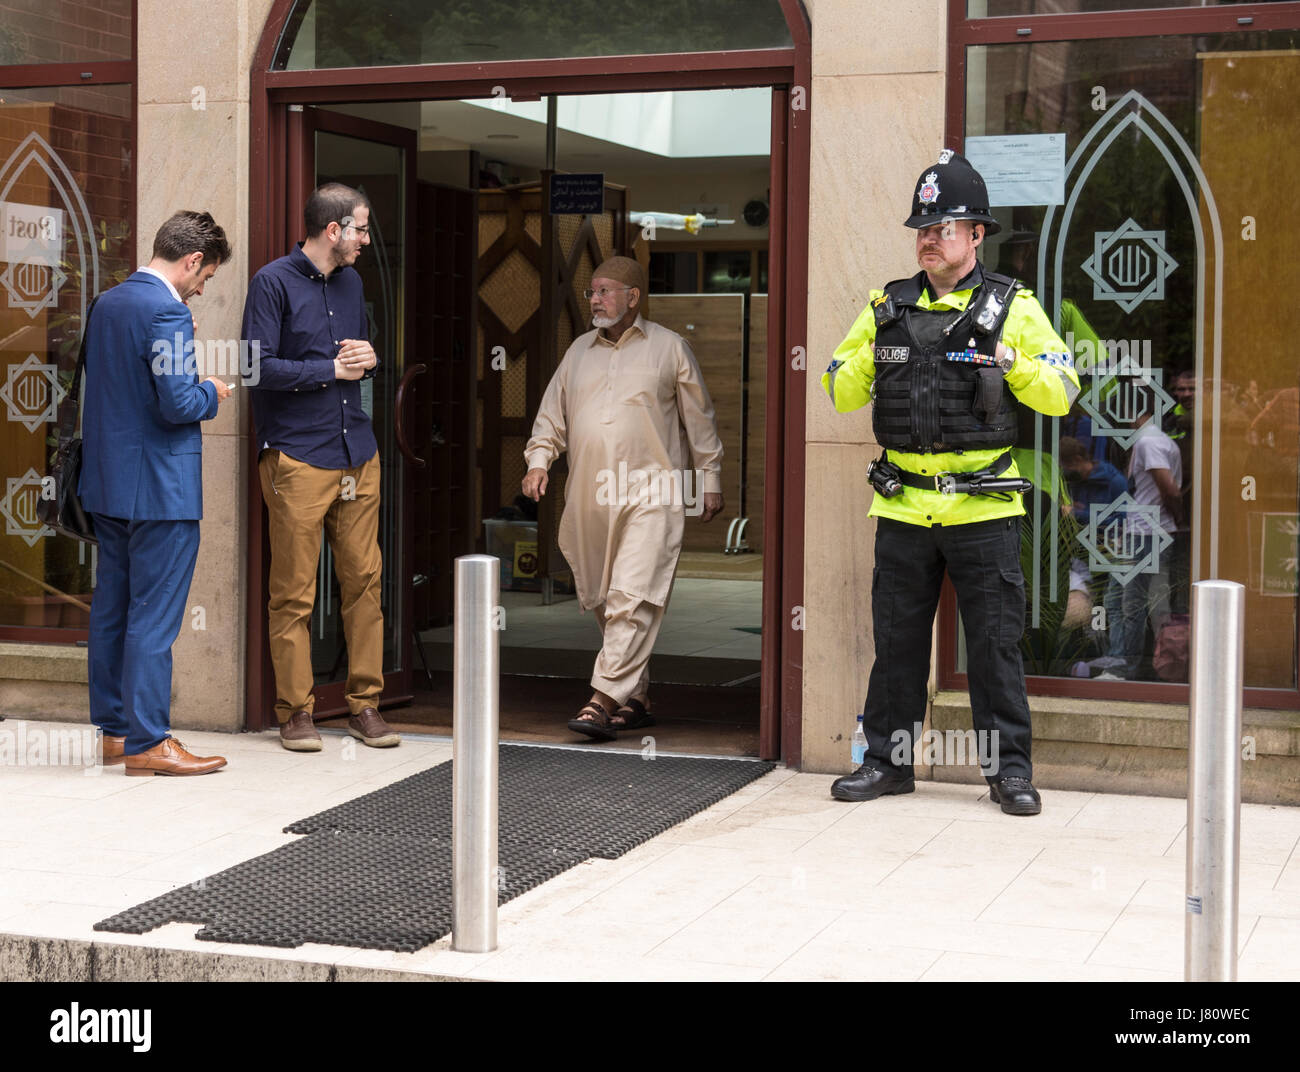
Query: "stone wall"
801 0 948 772
132 0 278 731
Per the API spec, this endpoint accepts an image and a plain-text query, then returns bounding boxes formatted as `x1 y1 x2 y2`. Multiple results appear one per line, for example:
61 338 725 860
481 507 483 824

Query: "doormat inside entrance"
94 746 774 953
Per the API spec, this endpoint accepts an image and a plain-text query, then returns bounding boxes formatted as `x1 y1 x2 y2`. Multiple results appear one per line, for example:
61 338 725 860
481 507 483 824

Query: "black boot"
988 776 1041 816
830 763 915 802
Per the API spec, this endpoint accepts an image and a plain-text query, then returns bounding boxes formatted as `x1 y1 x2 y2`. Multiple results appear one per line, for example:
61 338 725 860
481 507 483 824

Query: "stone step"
929 691 1300 805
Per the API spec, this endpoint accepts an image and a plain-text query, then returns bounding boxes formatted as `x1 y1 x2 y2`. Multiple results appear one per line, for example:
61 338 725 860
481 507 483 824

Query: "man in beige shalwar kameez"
523 256 724 741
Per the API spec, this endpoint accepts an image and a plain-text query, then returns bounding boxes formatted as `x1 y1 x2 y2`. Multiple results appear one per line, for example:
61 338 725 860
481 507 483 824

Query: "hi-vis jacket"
823 268 1079 527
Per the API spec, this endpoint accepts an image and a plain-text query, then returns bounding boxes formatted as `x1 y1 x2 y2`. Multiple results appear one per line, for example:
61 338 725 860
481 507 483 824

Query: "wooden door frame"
247 0 811 763
246 104 418 729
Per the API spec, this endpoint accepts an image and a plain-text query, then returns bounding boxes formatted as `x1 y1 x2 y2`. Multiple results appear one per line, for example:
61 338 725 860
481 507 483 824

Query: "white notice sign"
965 134 1066 207
0 201 65 265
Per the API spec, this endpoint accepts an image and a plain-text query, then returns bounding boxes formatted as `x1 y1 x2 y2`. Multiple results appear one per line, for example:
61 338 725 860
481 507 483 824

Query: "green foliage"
1014 448 1096 675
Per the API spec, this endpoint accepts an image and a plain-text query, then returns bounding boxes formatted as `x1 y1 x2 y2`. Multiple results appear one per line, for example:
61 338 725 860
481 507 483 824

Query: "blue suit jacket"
79 271 218 520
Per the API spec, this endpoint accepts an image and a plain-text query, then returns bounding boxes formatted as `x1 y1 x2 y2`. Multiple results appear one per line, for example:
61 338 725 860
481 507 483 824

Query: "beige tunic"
525 315 724 611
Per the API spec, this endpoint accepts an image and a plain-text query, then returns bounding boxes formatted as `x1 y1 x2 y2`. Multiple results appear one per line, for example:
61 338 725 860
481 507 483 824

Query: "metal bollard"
452 554 499 952
1185 579 1244 982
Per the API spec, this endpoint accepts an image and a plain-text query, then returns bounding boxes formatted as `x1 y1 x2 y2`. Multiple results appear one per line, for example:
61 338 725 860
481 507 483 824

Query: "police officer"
823 151 1078 815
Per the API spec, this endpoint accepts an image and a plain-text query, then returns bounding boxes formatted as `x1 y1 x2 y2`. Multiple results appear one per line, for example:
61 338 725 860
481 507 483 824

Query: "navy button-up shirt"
242 244 379 469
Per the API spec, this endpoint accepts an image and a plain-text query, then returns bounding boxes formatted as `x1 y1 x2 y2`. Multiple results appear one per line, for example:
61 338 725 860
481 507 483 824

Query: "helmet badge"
938 149 954 164
918 172 940 205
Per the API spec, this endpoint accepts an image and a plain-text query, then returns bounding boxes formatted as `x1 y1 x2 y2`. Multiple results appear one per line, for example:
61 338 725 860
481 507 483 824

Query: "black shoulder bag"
38 295 101 544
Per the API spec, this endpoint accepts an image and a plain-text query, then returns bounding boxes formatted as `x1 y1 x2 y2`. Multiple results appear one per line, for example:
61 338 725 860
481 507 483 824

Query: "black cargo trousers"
860 514 1032 781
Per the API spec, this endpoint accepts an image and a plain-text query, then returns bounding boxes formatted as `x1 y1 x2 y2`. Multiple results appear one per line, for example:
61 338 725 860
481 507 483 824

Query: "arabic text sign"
549 173 604 216
965 134 1066 207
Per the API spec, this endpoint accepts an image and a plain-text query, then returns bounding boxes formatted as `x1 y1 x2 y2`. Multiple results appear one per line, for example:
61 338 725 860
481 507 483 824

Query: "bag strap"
57 295 100 444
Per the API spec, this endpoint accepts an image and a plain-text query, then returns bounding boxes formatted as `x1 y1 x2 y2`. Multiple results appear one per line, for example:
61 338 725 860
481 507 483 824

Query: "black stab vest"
871 269 1021 453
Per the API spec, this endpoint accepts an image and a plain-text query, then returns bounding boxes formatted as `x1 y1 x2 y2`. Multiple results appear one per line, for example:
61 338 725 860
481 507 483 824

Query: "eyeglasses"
584 286 632 300
340 222 370 236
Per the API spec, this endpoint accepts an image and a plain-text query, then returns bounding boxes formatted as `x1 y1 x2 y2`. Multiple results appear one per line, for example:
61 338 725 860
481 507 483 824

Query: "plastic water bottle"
851 715 867 766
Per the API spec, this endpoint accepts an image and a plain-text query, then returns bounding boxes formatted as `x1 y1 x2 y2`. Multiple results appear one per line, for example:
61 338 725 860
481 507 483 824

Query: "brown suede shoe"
279 709 322 752
124 737 226 777
101 734 126 766
348 707 400 748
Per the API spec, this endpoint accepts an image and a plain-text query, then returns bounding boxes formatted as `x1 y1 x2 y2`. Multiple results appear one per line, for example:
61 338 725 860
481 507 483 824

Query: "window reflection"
276 0 793 70
964 32 1300 687
970 1 1293 16
0 1 132 64
0 85 133 633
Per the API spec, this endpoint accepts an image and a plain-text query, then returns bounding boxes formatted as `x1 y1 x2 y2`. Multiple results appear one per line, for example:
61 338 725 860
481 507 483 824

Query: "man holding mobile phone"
241 183 399 752
82 210 233 775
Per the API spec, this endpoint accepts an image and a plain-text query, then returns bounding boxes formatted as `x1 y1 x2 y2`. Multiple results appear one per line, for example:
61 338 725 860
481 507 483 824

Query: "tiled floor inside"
3 719 1298 981
421 577 763 662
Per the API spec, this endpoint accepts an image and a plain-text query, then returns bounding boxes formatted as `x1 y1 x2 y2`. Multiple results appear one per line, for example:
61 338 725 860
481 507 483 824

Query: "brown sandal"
611 698 655 731
568 700 617 742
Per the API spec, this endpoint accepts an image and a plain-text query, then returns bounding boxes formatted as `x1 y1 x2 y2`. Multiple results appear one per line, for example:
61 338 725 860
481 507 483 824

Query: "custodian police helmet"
904 150 1001 236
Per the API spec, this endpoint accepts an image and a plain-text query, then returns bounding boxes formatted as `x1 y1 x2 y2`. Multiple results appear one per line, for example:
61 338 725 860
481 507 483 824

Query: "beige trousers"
590 587 668 705
258 449 384 721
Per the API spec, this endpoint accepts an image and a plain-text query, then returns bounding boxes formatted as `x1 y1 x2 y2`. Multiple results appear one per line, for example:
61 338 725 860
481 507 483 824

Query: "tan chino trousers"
258 449 384 721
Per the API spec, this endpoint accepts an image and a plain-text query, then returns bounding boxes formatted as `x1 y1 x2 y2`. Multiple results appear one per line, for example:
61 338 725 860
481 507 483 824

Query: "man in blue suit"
80 211 234 776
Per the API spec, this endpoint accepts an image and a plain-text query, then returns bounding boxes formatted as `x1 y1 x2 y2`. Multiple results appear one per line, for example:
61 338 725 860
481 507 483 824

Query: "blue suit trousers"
88 514 201 755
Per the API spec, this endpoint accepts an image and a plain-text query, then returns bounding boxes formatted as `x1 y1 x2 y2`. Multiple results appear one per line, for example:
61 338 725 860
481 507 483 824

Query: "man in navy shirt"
242 183 399 751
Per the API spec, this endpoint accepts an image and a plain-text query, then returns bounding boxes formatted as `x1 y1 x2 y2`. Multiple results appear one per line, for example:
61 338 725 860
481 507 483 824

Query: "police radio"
866 457 905 498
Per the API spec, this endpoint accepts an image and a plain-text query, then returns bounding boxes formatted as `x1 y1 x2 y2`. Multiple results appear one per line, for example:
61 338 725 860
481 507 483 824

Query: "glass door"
290 106 416 712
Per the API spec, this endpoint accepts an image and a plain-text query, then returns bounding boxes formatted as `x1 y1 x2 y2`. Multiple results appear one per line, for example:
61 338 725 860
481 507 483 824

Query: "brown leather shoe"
101 734 126 766
348 707 400 748
124 737 226 777
280 709 322 752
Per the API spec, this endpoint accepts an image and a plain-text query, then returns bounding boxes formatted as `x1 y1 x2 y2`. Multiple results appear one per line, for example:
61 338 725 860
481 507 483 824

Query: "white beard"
592 314 617 328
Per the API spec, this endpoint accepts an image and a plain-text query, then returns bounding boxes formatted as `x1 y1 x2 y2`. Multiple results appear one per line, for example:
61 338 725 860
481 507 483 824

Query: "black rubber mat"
287 746 774 859
95 745 774 952
95 834 586 953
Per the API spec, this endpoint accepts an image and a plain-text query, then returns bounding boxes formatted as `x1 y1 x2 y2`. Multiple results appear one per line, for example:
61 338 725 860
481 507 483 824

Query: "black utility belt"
867 451 1032 499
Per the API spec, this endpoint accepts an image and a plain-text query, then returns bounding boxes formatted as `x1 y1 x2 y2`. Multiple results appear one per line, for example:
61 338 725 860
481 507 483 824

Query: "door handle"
394 363 427 469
